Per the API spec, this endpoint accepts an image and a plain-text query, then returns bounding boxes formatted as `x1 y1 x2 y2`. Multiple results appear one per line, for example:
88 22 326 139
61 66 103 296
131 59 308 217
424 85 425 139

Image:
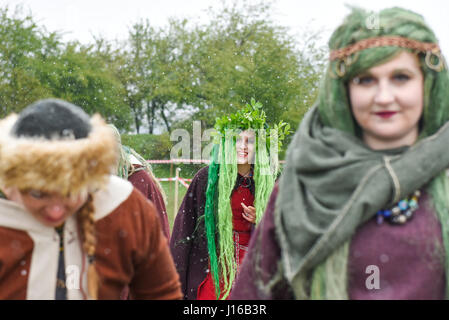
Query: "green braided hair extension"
310 242 350 300
204 143 221 297
428 173 449 298
217 132 238 299
253 131 277 224
204 99 290 299
306 6 449 300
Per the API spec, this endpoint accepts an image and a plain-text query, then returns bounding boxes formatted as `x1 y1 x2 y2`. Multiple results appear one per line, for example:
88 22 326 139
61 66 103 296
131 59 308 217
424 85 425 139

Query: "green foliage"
35 43 132 129
0 6 132 129
213 98 292 153
0 6 55 116
116 0 325 134
214 98 266 133
271 121 291 150
121 132 172 160
1 1 325 151
117 18 198 133
186 1 324 130
121 132 205 178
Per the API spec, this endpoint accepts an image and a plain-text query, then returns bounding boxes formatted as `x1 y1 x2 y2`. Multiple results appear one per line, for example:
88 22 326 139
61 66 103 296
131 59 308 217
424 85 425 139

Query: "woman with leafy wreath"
169 99 290 300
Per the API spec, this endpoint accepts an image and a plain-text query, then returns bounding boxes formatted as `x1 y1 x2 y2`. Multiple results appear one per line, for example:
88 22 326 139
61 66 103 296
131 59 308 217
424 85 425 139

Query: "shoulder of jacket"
93 175 134 221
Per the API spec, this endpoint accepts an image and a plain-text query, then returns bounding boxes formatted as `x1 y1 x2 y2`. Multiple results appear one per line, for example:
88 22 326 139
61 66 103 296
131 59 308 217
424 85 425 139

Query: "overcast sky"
1 0 449 55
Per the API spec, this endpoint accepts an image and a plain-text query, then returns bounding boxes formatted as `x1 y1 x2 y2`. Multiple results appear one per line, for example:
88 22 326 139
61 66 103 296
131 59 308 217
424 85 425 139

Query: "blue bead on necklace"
376 190 421 225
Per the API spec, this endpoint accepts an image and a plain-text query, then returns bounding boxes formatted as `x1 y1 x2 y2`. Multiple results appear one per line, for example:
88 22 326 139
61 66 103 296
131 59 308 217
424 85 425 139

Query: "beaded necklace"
376 190 421 225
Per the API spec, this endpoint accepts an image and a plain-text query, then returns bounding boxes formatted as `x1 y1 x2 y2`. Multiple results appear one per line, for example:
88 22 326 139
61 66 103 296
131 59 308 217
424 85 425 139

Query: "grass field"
160 180 188 232
151 163 206 232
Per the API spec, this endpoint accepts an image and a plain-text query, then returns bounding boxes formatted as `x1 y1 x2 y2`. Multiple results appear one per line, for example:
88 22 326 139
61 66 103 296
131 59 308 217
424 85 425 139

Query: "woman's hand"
241 203 256 224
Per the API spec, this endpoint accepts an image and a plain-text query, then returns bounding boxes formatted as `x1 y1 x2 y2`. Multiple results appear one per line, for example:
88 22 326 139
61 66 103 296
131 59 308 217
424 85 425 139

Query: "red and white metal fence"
157 176 192 188
152 158 285 190
148 159 210 164
151 159 286 217
148 159 286 164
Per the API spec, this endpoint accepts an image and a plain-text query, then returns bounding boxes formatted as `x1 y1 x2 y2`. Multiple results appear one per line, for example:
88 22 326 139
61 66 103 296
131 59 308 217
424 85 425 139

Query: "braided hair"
77 194 99 299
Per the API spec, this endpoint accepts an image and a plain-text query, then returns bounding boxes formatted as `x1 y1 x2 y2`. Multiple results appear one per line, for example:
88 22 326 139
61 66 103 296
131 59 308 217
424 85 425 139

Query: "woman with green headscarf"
169 99 288 300
231 6 449 300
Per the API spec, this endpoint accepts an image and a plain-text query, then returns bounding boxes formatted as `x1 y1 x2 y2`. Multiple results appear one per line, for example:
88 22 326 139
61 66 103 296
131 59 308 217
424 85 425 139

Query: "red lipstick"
375 111 397 119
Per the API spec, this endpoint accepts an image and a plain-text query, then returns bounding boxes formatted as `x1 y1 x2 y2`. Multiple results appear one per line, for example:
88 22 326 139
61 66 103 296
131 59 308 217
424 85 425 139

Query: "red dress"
197 182 254 300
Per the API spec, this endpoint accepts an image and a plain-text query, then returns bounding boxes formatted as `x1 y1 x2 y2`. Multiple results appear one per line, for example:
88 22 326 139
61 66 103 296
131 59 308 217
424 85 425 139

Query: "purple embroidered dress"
231 185 446 300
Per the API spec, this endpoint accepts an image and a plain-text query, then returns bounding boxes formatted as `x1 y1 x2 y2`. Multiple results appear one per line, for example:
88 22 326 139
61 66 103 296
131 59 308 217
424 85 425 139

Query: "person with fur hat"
231 6 449 300
0 99 182 300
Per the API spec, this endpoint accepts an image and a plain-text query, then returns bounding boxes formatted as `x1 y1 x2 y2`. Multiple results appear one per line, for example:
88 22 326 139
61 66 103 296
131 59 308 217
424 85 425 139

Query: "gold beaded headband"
329 36 446 77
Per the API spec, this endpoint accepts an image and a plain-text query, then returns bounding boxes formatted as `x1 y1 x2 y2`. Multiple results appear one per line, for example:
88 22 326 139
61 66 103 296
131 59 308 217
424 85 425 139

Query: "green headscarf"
273 7 449 299
319 6 449 137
